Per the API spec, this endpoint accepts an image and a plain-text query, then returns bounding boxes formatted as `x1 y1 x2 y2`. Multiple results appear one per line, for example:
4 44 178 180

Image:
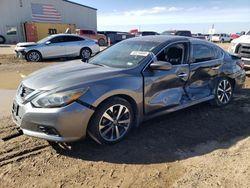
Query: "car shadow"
51 88 250 164
40 56 81 63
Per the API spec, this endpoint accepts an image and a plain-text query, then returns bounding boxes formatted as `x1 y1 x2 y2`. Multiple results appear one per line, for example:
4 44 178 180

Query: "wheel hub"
99 104 131 142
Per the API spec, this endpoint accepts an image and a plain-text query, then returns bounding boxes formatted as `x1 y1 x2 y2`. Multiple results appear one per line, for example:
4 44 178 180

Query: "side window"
89 30 95 35
50 36 64 43
192 44 215 63
157 43 186 65
213 46 224 59
84 30 92 34
64 36 84 42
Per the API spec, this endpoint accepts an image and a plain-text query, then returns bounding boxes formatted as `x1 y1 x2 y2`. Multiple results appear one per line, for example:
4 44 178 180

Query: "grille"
238 43 250 58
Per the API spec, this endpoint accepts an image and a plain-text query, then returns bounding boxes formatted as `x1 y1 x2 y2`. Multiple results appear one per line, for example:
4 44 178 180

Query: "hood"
16 42 37 47
22 60 123 90
232 34 250 43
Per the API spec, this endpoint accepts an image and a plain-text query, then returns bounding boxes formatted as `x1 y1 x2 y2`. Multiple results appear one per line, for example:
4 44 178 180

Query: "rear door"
186 42 224 100
143 41 190 115
63 36 85 56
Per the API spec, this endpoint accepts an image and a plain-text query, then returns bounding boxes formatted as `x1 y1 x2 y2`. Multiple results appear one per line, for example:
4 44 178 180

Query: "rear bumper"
234 70 246 92
12 100 94 142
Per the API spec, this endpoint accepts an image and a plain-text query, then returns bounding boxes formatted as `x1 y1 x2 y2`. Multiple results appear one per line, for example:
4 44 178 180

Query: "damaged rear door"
143 41 190 115
186 42 224 100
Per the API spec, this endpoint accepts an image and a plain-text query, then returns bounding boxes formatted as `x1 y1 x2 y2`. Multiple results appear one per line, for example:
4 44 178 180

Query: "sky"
72 0 250 33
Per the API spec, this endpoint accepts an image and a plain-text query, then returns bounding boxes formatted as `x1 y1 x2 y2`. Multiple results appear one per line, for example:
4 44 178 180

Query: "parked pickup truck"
76 29 107 46
228 30 250 70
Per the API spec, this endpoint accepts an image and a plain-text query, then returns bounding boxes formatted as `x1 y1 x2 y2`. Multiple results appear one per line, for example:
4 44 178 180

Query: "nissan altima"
12 36 245 144
15 34 100 62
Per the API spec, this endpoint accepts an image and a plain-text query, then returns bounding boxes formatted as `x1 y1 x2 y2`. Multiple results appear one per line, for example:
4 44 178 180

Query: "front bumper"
11 99 94 142
242 58 250 70
15 50 27 58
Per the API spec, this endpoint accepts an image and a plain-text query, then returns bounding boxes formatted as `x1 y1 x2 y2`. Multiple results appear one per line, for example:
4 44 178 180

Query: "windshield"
89 40 159 68
247 31 250 35
37 36 53 44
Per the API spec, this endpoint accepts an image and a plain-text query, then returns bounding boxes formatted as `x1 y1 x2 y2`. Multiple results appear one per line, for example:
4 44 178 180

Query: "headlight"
230 42 237 48
32 89 87 108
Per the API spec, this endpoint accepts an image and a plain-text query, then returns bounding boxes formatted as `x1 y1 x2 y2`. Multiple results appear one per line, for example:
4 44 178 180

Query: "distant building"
0 0 97 43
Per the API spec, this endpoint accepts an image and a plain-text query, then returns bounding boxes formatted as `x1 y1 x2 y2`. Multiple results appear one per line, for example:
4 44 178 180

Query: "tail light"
236 61 244 69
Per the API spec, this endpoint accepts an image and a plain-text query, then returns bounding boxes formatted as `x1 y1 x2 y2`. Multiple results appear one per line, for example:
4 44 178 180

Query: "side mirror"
150 61 172 71
45 41 51 45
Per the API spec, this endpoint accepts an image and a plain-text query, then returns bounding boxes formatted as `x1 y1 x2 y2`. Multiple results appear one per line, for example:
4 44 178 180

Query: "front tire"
0 35 6 44
212 78 233 107
26 51 42 62
88 97 134 144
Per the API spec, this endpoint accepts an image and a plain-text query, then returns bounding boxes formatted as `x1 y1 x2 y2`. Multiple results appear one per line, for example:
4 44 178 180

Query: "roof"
127 35 189 43
62 0 97 11
128 35 214 45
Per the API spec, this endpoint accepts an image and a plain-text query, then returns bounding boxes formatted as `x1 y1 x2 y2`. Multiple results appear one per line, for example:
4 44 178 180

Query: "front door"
143 42 190 115
41 36 66 58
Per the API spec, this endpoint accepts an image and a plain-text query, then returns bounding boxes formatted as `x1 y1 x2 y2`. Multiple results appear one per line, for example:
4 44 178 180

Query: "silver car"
12 36 245 144
15 34 100 62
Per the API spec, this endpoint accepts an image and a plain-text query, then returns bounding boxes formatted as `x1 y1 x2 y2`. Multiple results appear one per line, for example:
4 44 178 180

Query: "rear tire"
0 35 6 44
26 50 42 62
98 38 106 46
80 47 92 59
211 78 233 107
88 97 134 144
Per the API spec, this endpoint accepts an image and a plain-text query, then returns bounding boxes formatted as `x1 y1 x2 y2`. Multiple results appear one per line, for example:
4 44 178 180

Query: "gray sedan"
12 36 245 144
15 34 100 62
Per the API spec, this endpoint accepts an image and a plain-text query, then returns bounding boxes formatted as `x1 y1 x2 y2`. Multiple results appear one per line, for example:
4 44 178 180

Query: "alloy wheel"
28 51 40 62
81 49 91 59
217 79 232 104
99 104 131 142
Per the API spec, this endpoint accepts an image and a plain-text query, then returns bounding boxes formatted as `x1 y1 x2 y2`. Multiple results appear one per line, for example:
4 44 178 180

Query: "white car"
15 34 100 62
211 33 231 43
228 31 250 69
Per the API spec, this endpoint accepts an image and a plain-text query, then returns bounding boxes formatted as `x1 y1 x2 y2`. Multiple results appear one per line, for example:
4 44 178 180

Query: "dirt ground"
0 44 250 188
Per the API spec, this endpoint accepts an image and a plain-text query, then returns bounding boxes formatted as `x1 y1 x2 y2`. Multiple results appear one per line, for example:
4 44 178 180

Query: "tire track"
0 144 50 167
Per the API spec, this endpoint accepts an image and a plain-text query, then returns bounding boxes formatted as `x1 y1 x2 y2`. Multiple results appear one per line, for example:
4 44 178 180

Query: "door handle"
178 73 188 77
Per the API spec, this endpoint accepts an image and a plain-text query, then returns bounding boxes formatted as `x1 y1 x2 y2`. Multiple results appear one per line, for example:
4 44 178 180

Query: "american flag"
31 3 61 23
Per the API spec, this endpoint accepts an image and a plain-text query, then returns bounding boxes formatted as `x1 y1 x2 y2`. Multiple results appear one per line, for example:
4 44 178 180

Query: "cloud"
98 7 250 30
212 6 219 10
124 6 182 16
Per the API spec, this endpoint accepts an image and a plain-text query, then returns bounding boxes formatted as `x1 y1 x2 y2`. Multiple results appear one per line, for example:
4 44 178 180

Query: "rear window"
81 30 95 35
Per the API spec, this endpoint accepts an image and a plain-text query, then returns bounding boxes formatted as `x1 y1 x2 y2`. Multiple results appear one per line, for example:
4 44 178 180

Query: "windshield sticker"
127 62 133 66
130 51 150 57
